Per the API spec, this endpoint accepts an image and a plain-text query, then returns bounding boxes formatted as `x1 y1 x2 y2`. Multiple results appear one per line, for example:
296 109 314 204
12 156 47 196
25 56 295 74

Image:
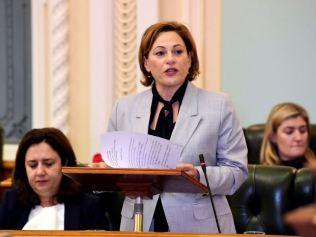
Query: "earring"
147 73 153 79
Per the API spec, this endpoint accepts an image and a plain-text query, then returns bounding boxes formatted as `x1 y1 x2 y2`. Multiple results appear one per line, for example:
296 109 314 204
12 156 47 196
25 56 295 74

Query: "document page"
100 131 183 168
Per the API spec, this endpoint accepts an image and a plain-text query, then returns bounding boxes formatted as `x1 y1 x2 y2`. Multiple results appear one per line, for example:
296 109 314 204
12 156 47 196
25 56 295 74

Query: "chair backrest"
294 168 315 208
309 124 316 155
227 165 296 235
244 124 316 164
243 124 265 164
0 126 3 164
96 191 124 230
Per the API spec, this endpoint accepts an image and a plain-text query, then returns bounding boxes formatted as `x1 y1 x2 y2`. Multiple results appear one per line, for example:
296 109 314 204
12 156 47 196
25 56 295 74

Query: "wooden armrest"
0 178 12 188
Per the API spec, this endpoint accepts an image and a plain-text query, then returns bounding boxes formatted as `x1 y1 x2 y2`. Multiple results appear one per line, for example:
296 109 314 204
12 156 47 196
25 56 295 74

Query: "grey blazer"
108 82 248 233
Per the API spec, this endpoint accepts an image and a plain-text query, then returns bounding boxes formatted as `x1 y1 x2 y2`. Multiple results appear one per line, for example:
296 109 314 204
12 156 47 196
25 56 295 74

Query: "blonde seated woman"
260 102 316 168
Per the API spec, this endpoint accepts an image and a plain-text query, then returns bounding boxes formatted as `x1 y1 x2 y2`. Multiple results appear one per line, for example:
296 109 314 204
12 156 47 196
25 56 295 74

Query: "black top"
280 156 307 169
0 189 109 230
148 80 188 139
148 80 188 231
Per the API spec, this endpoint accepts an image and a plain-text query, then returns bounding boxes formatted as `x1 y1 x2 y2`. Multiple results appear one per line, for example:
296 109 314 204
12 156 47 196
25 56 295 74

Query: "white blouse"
22 203 65 230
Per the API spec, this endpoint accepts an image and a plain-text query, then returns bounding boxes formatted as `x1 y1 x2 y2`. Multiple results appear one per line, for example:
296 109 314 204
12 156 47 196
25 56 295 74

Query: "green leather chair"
92 164 315 233
227 165 315 235
294 168 315 208
243 124 264 164
0 126 3 164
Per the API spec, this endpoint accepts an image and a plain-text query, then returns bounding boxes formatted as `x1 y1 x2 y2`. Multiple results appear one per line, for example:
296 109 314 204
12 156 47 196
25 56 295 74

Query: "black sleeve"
84 193 110 230
0 189 30 230
67 192 110 230
0 190 11 229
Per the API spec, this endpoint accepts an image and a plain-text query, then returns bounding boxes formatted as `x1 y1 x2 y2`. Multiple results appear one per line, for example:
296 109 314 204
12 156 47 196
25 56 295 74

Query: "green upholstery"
90 121 316 233
91 164 315 234
0 126 3 164
294 168 315 208
243 124 265 164
227 165 315 235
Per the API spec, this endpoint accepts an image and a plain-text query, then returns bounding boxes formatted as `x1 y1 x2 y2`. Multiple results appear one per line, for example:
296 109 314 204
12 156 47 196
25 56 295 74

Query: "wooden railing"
0 230 296 237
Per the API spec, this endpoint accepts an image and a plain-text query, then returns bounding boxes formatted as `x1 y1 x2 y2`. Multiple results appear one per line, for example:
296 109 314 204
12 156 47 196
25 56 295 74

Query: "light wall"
222 0 316 126
12 0 316 163
46 0 316 164
68 0 221 163
68 0 90 163
4 0 221 164
159 0 221 92
4 0 92 163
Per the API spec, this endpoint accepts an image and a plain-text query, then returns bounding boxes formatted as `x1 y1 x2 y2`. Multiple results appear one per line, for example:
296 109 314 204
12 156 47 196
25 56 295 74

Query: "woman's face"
25 141 62 204
144 31 191 97
272 116 308 161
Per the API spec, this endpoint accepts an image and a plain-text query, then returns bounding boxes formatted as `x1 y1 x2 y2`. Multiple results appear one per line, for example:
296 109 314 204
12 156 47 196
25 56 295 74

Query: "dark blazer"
0 189 109 230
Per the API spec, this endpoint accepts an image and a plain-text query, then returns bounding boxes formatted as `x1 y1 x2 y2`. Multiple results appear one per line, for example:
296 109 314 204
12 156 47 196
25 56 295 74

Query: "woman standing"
107 21 248 233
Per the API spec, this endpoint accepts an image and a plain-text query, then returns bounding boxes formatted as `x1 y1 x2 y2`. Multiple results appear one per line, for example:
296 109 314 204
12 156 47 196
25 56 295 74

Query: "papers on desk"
100 131 182 169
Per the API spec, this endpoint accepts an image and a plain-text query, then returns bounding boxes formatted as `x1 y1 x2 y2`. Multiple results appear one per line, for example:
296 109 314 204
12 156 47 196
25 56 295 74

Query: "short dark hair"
13 127 80 205
139 21 200 86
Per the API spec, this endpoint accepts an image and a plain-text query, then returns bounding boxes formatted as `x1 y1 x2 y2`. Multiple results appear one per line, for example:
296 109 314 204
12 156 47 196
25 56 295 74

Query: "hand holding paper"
100 131 183 169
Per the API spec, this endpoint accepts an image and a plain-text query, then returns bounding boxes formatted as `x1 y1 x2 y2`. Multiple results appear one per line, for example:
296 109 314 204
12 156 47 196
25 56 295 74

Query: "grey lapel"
132 84 201 153
132 89 153 133
170 83 202 154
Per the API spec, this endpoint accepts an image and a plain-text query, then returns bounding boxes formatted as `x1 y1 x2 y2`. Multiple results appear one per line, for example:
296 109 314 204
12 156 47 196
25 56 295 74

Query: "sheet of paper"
100 131 183 169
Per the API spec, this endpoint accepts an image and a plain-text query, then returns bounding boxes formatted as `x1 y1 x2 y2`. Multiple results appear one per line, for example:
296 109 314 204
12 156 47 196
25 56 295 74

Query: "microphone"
199 154 221 233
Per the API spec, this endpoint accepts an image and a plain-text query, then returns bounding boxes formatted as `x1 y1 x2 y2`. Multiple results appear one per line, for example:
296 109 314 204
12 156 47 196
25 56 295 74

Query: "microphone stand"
133 196 143 232
199 154 221 233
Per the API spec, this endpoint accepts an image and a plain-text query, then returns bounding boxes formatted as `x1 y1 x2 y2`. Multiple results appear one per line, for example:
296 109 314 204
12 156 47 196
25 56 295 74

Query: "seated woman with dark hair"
0 127 109 230
260 102 316 168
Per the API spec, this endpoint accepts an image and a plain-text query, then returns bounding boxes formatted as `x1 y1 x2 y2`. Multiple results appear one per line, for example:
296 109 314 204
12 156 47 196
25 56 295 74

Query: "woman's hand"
90 153 110 168
176 163 199 180
284 204 316 237
89 161 109 168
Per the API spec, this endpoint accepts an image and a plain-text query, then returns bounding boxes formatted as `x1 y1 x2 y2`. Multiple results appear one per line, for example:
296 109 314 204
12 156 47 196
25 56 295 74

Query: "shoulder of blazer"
181 82 229 115
2 189 32 211
116 88 152 107
188 82 229 101
114 88 153 118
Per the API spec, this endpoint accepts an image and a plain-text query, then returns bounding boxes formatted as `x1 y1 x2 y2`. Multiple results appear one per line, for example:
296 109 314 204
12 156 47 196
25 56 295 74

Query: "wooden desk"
0 230 297 237
0 161 15 180
62 167 208 197
0 161 14 200
0 178 12 188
